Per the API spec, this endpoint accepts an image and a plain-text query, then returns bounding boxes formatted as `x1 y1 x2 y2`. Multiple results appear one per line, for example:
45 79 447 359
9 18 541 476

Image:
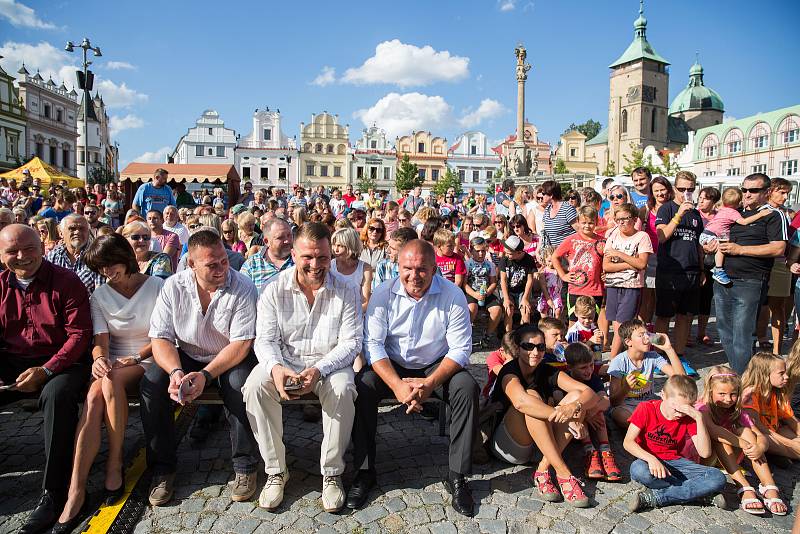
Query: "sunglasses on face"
398 218 408 222
519 341 546 352
609 194 626 200
84 211 96 215
512 224 524 228
129 234 151 241
368 226 383 232
188 224 201 230
741 186 766 194
675 187 696 193
494 221 504 225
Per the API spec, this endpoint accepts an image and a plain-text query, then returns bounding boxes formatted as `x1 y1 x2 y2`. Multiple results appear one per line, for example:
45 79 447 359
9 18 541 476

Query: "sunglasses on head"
741 186 766 194
675 187 696 193
519 341 546 352
129 234 151 241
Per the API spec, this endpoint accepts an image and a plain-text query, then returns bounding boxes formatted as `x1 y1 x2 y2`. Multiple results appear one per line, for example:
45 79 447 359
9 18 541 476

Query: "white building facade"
447 131 501 193
351 126 395 192
16 67 78 176
0 64 26 173
171 109 236 165
235 108 298 188
76 93 115 180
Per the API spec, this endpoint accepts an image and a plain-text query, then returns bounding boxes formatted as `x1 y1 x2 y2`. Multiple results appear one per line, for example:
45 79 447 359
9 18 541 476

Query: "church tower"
607 1 670 170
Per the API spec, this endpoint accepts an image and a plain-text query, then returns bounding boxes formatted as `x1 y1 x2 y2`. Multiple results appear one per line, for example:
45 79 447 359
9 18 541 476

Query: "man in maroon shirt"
0 224 92 534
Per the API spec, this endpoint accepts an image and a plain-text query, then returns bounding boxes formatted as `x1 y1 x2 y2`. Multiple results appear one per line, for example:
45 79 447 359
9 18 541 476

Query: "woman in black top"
491 325 600 508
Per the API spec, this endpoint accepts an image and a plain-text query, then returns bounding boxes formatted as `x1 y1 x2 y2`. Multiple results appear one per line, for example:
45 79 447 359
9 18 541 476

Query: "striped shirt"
240 250 294 293
542 202 577 247
149 268 258 363
373 259 398 289
46 243 105 294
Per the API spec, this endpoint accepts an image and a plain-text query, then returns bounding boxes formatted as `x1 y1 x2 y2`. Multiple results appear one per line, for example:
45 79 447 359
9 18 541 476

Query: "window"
726 168 741 176
784 129 799 143
727 140 741 153
370 140 377 149
279 168 287 181
418 169 426 179
753 135 768 149
472 170 480 183
651 108 656 133
216 146 225 157
383 167 391 180
260 167 268 179
334 166 341 177
431 169 439 181
80 151 85 163
621 109 628 134
44 104 50 119
320 165 328 177
56 109 62 122
315 143 323 153
208 148 213 155
357 166 364 179
458 170 465 182
6 133 18 158
36 142 44 158
752 164 767 174
306 164 314 176
370 167 378 180
195 145 203 156
781 160 798 176
242 166 251 178
418 142 425 153
263 128 271 141
49 146 57 165
93 152 99 163
486 170 493 181
470 145 477 155
208 128 213 135
703 171 714 176
569 147 577 157
62 149 69 169
704 145 717 157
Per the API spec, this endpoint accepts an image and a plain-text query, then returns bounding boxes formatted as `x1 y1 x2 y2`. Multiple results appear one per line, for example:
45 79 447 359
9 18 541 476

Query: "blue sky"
1 0 798 168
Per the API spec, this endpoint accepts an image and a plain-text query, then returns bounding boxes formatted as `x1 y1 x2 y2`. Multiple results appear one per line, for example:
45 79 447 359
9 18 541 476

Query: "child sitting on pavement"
539 316 567 368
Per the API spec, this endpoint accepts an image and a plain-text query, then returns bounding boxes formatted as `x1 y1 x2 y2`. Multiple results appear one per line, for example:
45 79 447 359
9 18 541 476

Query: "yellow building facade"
555 130 599 174
395 131 448 188
299 112 350 188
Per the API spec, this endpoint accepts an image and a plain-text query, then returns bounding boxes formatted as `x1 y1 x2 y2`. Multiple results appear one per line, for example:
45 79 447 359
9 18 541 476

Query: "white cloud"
342 40 469 87
459 98 508 128
132 146 171 164
499 1 516 11
353 92 452 140
105 60 136 70
96 79 148 109
0 0 56 29
311 66 336 86
109 114 144 136
0 40 76 86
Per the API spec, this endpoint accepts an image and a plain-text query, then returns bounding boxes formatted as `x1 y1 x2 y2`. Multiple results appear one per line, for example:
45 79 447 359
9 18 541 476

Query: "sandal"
531 470 560 502
555 474 590 508
758 484 788 516
736 486 765 515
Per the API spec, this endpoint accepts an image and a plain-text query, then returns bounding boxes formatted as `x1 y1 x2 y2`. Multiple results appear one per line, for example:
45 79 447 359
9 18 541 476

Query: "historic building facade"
171 109 237 165
15 67 78 176
555 130 599 175
0 63 26 173
235 108 298 188
492 122 551 176
396 131 448 188
447 131 500 193
299 112 350 189
351 125 395 192
77 92 115 180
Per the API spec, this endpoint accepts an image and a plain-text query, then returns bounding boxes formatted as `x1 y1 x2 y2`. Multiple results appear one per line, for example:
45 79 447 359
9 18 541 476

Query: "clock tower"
607 1 670 170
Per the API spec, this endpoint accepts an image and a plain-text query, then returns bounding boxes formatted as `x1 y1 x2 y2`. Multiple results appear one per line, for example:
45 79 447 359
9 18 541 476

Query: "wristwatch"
200 369 213 384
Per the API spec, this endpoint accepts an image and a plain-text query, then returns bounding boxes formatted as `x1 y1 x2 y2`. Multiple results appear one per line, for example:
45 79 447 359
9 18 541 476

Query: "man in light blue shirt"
347 240 478 517
132 168 176 214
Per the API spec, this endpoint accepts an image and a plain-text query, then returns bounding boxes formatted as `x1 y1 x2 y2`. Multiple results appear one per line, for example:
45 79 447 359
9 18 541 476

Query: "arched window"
621 110 628 134
700 134 719 158
777 115 799 144
326 144 334 154
748 122 771 150
315 143 323 153
651 108 656 133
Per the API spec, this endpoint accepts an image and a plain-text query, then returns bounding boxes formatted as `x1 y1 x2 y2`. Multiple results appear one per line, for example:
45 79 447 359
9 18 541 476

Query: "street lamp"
65 38 102 181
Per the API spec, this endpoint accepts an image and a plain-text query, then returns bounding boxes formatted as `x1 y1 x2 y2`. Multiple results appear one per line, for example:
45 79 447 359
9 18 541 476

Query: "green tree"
602 160 616 177
622 143 662 175
553 158 569 175
563 119 602 141
356 172 376 194
88 166 117 185
432 167 463 197
485 168 503 193
394 154 422 193
658 150 681 176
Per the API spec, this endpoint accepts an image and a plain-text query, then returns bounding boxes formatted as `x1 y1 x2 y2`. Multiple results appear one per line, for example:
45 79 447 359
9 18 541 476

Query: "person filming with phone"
242 222 362 514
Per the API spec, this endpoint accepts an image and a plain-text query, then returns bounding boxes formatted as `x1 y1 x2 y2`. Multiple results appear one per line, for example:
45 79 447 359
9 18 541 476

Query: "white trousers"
242 363 357 476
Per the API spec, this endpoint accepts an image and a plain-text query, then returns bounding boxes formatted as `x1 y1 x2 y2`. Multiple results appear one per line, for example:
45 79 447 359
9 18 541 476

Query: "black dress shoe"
444 474 475 517
50 498 88 534
19 490 62 534
104 473 126 506
346 469 376 509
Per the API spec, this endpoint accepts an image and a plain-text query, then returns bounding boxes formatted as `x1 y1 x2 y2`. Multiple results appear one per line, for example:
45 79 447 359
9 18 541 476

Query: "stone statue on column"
504 44 533 178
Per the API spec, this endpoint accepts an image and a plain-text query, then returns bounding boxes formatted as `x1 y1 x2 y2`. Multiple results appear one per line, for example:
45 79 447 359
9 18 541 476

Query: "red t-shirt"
555 233 604 296
435 253 466 283
629 399 697 461
342 193 357 207
483 349 509 398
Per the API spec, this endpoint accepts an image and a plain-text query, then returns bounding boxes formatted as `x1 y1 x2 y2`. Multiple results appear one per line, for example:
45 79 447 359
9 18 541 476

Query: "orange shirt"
746 389 793 431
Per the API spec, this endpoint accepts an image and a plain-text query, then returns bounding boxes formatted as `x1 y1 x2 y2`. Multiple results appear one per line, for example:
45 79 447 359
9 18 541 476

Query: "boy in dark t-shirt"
498 235 537 331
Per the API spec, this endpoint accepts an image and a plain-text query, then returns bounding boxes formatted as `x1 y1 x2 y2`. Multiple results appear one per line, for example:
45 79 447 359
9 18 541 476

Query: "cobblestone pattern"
1 326 798 534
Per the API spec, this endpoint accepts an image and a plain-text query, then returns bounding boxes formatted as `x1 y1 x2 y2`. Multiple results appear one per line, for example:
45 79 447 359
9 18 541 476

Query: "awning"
120 163 240 184
0 156 85 188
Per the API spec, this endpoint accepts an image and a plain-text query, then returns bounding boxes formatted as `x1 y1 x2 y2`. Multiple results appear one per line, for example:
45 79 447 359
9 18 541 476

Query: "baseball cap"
503 235 524 252
230 204 247 215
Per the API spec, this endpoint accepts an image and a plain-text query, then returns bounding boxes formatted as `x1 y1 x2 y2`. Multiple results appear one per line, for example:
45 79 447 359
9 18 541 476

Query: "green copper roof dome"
669 61 724 115
610 1 669 68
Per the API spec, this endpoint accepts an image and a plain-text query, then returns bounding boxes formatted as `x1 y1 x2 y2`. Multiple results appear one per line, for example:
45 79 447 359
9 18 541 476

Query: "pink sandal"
531 470 560 502
556 474 590 508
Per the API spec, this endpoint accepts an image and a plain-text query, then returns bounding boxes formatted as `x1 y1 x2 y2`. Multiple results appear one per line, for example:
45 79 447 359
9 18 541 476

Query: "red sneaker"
601 450 622 482
585 450 604 479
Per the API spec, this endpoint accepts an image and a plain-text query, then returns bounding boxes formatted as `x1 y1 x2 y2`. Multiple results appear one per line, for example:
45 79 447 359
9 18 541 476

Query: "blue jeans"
714 277 765 375
630 458 726 507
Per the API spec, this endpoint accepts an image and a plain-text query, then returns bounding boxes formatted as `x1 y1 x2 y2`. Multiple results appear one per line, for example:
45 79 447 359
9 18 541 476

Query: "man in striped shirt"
240 218 294 292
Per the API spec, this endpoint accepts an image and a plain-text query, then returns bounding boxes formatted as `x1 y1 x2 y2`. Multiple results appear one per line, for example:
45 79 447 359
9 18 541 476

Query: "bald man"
0 224 92 534
348 240 478 517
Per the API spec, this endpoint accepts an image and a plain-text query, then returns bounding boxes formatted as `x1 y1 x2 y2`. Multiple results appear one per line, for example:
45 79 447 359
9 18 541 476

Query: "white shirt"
164 222 190 246
255 267 362 377
92 276 164 361
149 268 257 363
364 275 472 369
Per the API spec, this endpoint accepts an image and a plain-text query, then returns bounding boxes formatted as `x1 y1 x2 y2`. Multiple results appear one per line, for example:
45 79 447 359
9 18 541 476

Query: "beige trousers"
242 363 357 476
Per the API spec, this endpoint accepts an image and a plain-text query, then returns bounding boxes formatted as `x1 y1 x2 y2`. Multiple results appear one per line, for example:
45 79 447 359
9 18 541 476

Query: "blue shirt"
364 275 472 369
133 183 176 213
39 207 72 222
630 190 648 209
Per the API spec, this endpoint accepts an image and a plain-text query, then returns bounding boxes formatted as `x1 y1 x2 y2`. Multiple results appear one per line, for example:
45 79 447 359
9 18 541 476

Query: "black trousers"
0 355 89 495
139 350 259 475
351 358 479 475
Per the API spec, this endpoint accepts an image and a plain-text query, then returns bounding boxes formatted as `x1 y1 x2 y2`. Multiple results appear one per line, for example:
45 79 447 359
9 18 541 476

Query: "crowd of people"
1 165 799 533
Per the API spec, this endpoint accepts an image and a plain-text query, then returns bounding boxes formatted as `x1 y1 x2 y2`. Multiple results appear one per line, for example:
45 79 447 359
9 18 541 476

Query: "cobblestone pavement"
1 321 798 534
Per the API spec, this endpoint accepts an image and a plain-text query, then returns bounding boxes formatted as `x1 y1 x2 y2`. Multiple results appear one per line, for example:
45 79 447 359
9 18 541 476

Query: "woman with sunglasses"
603 185 642 234
510 214 539 258
457 216 475 258
359 217 387 269
525 185 547 237
637 177 674 331
490 325 599 507
121 220 173 279
221 219 247 255
493 214 511 241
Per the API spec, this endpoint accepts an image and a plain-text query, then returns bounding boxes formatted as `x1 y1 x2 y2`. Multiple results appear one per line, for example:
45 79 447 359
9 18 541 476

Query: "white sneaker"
322 475 345 512
259 472 289 510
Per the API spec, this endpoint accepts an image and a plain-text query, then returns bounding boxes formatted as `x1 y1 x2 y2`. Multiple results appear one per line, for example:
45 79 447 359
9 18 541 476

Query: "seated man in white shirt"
141 230 260 507
347 239 478 517
242 222 362 513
